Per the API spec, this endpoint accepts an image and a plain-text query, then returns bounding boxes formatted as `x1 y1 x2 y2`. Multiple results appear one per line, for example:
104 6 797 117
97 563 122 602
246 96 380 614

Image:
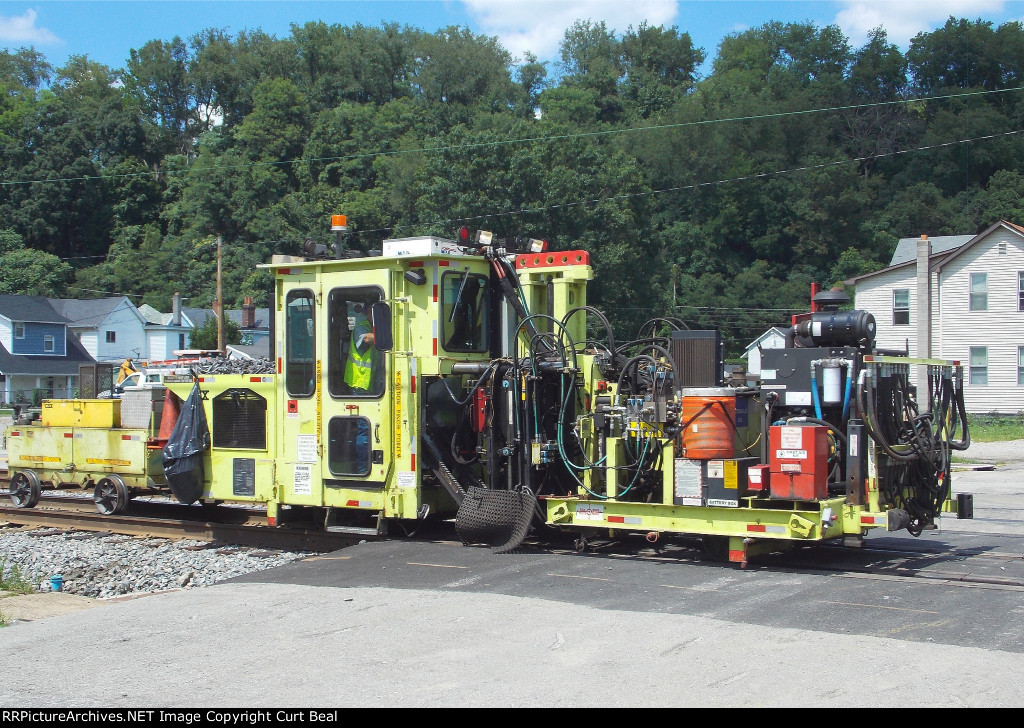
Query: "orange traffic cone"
148 388 181 449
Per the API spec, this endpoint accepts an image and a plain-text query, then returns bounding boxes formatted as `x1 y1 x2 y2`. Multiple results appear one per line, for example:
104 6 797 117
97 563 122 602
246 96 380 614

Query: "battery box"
705 457 760 507
675 457 762 507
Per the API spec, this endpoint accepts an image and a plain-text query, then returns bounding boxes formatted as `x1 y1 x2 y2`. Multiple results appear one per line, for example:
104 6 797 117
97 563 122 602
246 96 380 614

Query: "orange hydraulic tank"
680 388 736 459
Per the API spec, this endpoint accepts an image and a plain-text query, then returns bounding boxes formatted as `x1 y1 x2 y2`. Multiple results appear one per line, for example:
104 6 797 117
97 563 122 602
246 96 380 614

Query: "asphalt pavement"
1 442 1023 707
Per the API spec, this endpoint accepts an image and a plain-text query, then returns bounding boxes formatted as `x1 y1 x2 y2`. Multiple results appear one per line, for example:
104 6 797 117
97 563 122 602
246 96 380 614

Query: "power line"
353 127 1024 235
33 128 1021 279
64 285 145 300
1 86 1021 188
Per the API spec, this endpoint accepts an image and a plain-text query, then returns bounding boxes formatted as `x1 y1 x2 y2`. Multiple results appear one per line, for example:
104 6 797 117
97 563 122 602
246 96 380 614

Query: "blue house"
0 295 96 404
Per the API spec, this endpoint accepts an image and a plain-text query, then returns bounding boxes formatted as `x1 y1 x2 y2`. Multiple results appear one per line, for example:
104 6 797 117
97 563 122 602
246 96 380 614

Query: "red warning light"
458 226 470 242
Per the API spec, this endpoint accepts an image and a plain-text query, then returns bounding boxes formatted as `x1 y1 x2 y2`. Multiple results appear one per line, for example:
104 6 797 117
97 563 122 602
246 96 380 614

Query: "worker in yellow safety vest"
344 304 377 393
116 358 137 385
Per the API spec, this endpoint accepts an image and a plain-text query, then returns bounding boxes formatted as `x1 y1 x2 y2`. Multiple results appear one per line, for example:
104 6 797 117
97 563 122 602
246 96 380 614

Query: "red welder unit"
769 424 829 500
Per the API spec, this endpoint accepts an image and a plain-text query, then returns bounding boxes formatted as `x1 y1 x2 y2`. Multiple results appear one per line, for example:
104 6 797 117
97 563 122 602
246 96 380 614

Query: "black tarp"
162 381 210 505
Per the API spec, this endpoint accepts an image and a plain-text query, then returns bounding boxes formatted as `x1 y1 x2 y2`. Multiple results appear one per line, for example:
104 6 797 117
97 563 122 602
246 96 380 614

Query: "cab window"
286 290 316 397
441 270 488 352
327 287 385 398
328 416 371 476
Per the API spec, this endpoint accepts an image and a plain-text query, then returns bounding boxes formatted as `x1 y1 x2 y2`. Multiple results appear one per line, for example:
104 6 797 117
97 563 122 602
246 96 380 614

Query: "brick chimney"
242 297 256 328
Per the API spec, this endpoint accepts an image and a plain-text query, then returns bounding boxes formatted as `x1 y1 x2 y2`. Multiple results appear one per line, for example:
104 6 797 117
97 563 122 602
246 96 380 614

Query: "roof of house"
228 308 271 330
0 331 95 376
181 306 212 327
744 326 787 353
48 297 143 328
184 306 271 330
226 340 271 360
889 235 973 266
137 303 190 327
846 221 1024 285
137 303 168 325
935 219 1024 270
0 295 67 324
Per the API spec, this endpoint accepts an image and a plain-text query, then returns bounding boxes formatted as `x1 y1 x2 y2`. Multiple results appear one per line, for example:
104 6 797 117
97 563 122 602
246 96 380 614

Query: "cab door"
279 282 320 507
320 275 393 512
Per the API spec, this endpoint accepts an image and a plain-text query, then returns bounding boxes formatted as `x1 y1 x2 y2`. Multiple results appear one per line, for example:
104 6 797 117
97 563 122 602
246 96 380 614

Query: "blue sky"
2 1 1024 75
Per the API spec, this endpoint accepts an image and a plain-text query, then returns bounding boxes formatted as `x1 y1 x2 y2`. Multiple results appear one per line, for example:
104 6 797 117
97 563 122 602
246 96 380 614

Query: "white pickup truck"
99 370 170 398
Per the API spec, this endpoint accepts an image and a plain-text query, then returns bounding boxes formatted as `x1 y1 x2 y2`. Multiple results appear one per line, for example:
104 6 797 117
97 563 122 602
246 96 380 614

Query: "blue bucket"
50 575 63 592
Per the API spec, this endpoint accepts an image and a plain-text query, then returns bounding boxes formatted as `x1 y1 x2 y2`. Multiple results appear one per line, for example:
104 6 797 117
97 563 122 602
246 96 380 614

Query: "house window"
14 323 24 339
969 273 988 311
893 289 910 325
43 334 54 353
1019 347 1024 386
179 333 186 349
1019 272 1024 311
105 331 116 343
969 347 988 386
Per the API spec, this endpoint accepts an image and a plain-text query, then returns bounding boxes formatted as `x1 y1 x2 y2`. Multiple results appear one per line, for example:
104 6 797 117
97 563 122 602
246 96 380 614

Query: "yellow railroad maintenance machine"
5 227 973 565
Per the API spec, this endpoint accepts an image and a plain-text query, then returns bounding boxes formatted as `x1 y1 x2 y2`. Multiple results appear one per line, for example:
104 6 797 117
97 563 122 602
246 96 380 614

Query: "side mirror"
371 301 393 351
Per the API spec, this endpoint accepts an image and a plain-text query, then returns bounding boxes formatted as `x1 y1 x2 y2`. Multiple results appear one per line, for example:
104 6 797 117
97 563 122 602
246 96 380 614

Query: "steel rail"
0 503 366 552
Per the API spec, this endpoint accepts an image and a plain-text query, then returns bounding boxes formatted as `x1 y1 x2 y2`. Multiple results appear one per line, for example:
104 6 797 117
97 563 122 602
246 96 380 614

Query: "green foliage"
189 314 242 349
0 557 34 594
0 229 72 295
1 17 1024 358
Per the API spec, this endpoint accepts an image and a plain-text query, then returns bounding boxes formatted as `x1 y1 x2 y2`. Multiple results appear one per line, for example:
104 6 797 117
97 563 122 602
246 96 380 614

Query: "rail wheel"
94 475 130 515
9 470 41 508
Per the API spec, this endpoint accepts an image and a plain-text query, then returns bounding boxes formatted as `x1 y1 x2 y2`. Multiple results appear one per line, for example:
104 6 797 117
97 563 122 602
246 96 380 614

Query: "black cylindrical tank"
796 310 875 347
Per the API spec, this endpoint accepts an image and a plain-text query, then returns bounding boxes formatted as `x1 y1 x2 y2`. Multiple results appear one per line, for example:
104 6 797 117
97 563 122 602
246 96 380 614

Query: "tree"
620 22 704 118
0 229 72 295
123 37 195 155
188 313 241 349
908 17 1004 93
558 20 623 123
0 48 52 142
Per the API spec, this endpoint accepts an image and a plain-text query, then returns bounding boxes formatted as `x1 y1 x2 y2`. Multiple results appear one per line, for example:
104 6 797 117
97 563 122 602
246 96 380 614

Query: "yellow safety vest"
344 319 374 391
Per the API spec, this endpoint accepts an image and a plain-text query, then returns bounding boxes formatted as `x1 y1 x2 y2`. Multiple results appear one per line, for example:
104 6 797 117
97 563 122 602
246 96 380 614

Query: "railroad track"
0 495 371 552
3 492 1022 590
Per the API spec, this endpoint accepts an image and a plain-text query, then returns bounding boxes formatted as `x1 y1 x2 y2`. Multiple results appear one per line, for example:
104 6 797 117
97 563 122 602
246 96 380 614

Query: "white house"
49 297 149 364
743 326 787 376
847 220 1024 413
137 296 195 362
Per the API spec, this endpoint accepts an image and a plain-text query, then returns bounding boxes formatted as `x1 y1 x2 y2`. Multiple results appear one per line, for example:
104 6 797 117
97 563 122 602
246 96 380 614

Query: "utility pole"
217 235 224 353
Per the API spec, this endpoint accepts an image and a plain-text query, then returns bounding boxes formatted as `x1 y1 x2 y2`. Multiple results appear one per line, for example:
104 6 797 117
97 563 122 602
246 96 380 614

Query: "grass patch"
0 610 8 627
0 557 35 594
966 413 1024 442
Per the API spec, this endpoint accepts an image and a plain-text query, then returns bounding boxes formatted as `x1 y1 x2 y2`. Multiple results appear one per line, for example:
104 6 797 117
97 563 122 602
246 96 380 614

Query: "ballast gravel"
0 528 310 598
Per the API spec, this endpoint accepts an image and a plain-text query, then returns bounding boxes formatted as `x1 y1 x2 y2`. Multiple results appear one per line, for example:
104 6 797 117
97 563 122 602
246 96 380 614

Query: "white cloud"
461 0 679 63
835 0 1008 48
0 8 60 45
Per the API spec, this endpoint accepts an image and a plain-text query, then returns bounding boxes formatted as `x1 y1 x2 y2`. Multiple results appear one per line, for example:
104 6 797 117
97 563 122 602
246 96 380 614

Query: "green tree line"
3 16 1024 356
